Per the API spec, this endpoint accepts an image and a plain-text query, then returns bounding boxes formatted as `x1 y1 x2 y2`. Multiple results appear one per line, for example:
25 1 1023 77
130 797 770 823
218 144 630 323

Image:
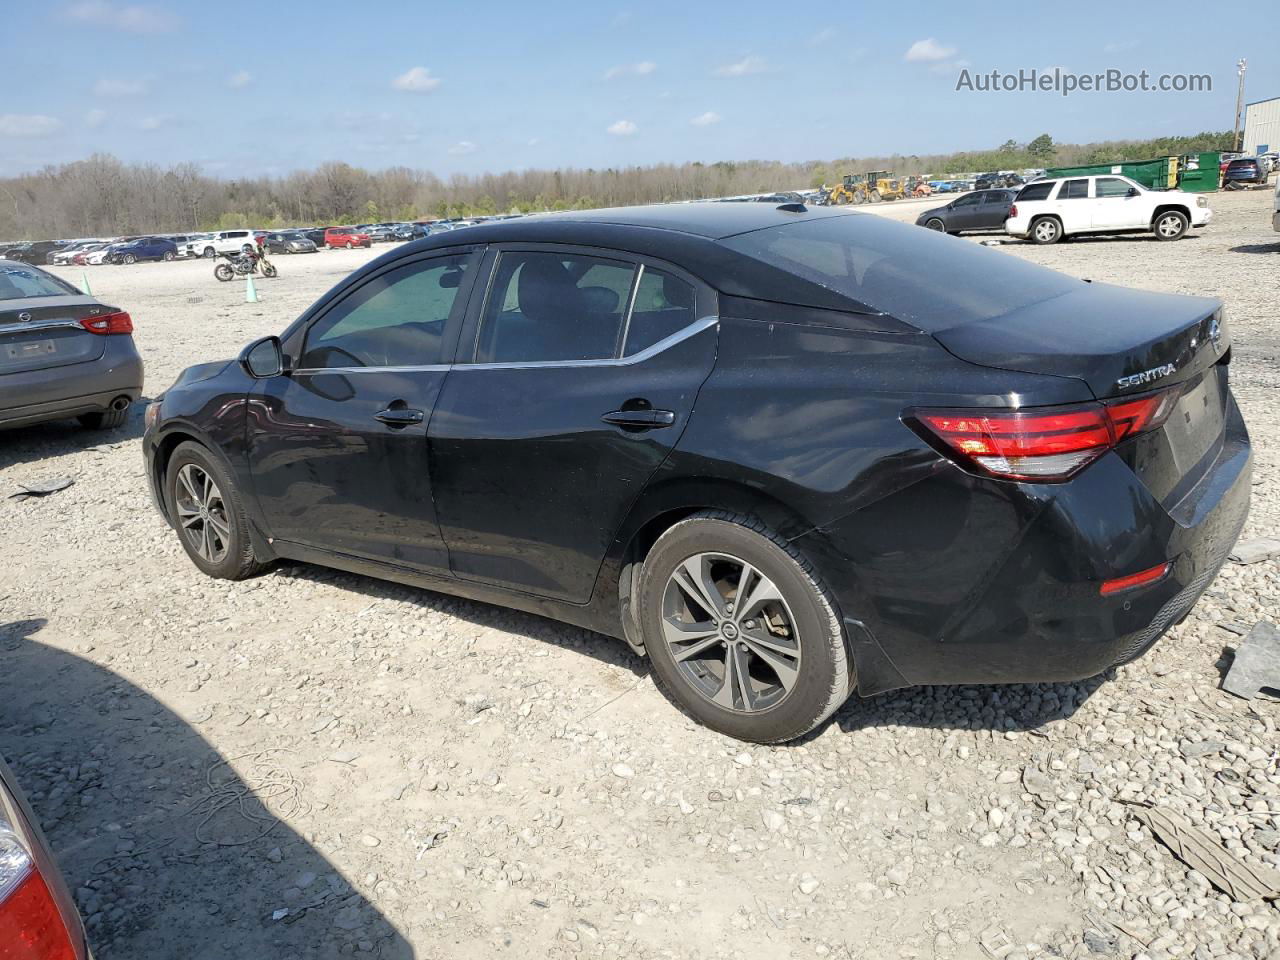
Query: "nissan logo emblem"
17 312 32 322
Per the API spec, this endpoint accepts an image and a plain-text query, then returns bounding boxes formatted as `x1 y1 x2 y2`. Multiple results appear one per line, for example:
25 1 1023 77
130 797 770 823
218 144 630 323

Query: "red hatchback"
323 227 372 249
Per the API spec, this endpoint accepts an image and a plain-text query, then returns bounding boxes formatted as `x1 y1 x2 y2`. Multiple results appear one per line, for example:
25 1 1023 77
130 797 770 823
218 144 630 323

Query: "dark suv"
1223 157 1268 187
4 240 65 265
143 203 1250 743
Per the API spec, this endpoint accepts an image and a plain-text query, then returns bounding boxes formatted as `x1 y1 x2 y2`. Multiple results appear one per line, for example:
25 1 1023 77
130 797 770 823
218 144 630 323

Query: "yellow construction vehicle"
863 171 905 202
826 174 866 205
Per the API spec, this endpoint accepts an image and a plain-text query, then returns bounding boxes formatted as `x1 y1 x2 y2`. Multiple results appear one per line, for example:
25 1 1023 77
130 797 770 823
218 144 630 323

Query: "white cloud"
690 111 721 127
527 138 540 146
810 27 834 45
715 55 767 77
227 70 252 89
448 140 476 155
930 57 970 75
94 77 147 97
0 114 63 138
1103 40 1138 54
136 114 169 131
604 60 656 80
905 38 956 62
85 108 108 128
392 66 441 93
65 1 178 33
607 119 637 136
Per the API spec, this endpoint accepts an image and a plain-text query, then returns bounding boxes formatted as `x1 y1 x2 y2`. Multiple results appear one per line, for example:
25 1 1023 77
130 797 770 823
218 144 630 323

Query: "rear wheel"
165 441 266 580
638 511 853 743
214 263 234 281
202 246 215 258
78 406 127 430
869 189 881 203
1153 210 1189 241
1030 216 1062 244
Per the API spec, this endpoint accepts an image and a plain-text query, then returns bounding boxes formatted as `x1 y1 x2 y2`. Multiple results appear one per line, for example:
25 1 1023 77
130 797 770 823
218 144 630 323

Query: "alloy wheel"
1157 215 1182 238
174 463 231 564
661 552 802 713
1034 220 1059 242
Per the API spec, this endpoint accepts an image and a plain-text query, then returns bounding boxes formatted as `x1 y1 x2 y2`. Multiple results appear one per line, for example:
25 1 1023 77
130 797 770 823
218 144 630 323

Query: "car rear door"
429 245 719 603
247 247 481 573
1053 178 1091 232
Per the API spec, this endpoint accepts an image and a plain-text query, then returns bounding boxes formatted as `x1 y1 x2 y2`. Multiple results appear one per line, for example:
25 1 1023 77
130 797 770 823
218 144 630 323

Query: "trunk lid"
932 282 1232 507
0 296 111 376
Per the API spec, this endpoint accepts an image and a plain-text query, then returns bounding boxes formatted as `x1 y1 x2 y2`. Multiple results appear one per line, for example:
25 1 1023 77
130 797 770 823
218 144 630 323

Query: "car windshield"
0 264 78 300
719 214 1080 331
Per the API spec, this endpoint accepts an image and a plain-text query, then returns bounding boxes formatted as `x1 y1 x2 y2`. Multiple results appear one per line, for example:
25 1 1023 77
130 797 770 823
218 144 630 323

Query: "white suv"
185 230 257 258
1005 175 1211 244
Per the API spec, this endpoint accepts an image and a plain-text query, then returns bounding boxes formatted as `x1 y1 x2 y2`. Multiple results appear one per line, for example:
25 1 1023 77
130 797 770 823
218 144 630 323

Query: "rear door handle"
601 408 676 430
374 406 425 427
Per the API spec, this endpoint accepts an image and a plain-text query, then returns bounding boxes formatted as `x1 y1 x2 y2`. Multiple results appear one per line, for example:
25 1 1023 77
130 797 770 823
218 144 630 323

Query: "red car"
324 227 372 249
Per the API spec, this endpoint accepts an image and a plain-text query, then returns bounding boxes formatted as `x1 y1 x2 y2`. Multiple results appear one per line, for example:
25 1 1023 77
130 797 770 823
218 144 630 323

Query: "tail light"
1008 203 1018 218
0 790 77 960
909 386 1180 482
78 311 132 335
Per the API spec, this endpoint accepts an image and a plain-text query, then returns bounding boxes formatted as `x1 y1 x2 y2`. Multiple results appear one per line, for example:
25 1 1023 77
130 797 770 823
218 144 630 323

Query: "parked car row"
915 174 1212 243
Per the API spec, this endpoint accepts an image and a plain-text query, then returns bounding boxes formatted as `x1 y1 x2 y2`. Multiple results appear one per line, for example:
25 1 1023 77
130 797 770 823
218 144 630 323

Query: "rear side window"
1016 181 1054 202
475 252 635 363
300 255 470 368
624 268 696 356
718 215 1079 332
1059 179 1089 199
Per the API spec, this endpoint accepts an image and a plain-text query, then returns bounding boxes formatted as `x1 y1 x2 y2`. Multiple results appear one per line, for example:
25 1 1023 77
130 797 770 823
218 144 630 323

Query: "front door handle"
601 408 676 430
374 406 425 427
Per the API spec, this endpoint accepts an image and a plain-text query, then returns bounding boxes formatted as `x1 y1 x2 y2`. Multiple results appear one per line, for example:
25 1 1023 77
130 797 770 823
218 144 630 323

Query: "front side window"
953 193 981 207
475 252 636 363
1095 177 1132 198
1059 179 1089 200
300 255 470 369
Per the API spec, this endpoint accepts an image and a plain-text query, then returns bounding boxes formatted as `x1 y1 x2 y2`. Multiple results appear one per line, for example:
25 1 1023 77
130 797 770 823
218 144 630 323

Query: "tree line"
0 131 1235 241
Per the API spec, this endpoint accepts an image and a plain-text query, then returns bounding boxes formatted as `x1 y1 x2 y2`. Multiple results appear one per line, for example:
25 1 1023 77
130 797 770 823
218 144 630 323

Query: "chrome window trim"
453 315 718 372
291 364 453 375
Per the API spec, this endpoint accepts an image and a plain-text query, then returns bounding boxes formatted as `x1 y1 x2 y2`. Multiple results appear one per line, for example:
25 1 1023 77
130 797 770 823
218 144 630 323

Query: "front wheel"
869 190 881 203
261 263 278 278
165 441 266 580
1030 216 1062 244
638 511 852 743
214 263 234 281
925 218 946 231
162 250 175 262
1153 210 1189 241
123 253 137 265
202 247 215 258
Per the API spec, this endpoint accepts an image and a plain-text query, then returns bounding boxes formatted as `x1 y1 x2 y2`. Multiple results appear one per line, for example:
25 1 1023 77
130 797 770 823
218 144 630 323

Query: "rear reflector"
78 311 132 335
1100 562 1171 596
910 387 1180 482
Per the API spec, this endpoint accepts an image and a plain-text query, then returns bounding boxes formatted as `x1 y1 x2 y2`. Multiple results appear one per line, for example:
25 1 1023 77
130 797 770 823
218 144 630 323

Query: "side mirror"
1126 187 1140 197
240 335 284 379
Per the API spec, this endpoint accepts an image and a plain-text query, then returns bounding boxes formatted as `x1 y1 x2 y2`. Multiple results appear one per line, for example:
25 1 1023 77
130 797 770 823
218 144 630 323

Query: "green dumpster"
1045 157 1179 189
1175 152 1220 193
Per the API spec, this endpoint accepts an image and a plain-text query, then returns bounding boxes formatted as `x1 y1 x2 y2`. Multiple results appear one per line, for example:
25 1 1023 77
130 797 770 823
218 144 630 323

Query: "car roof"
491 201 858 241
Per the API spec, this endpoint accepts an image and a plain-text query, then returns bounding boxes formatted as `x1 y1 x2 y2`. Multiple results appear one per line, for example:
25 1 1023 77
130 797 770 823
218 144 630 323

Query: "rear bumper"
800 396 1251 694
1273 210 1280 233
0 338 143 430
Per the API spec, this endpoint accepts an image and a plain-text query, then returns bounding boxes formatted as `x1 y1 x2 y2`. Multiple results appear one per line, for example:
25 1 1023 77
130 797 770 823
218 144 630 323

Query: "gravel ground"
1 190 1277 960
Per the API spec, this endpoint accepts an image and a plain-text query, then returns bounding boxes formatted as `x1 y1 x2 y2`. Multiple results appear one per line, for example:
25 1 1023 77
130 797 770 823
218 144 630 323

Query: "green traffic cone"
245 274 259 303
81 272 92 296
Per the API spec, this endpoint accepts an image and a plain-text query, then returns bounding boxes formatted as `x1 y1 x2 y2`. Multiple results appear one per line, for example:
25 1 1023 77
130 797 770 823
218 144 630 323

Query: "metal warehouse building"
1243 96 1280 154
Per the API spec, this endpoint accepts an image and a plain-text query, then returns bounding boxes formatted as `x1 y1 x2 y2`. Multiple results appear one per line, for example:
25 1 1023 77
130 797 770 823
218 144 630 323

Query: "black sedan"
916 189 1018 234
142 203 1250 743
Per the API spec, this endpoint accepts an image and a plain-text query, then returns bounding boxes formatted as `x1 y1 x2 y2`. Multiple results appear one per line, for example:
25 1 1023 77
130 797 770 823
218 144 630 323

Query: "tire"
123 253 137 265
162 250 175 262
165 441 266 580
1029 216 1062 245
214 263 234 281
638 511 853 743
77 406 127 430
1153 209 1189 241
869 190 881 203
262 263 278 278
925 218 946 231
202 247 215 258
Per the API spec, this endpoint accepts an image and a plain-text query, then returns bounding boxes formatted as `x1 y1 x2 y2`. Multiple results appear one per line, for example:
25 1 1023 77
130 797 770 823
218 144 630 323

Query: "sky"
1 0 1275 179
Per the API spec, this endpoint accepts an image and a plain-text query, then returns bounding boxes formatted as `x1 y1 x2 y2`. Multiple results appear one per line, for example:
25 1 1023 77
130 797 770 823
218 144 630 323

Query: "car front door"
247 248 480 573
429 245 719 602
948 192 983 230
1091 177 1145 229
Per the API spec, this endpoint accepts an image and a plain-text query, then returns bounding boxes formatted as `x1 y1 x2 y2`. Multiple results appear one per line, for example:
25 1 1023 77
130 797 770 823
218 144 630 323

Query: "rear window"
1016 181 1054 201
718 215 1079 332
0 265 77 300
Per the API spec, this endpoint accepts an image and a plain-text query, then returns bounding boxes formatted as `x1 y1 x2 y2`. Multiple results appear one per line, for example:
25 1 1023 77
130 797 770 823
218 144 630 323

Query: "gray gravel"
0 190 1277 959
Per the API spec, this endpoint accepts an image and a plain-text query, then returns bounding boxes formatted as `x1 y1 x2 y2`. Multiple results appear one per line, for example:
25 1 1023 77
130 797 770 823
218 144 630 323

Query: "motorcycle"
214 248 277 282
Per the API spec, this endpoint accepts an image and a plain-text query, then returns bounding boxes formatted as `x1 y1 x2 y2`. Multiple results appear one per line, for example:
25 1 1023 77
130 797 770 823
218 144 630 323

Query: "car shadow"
0 399 148 470
0 618 414 960
271 562 648 678
1229 242 1280 255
